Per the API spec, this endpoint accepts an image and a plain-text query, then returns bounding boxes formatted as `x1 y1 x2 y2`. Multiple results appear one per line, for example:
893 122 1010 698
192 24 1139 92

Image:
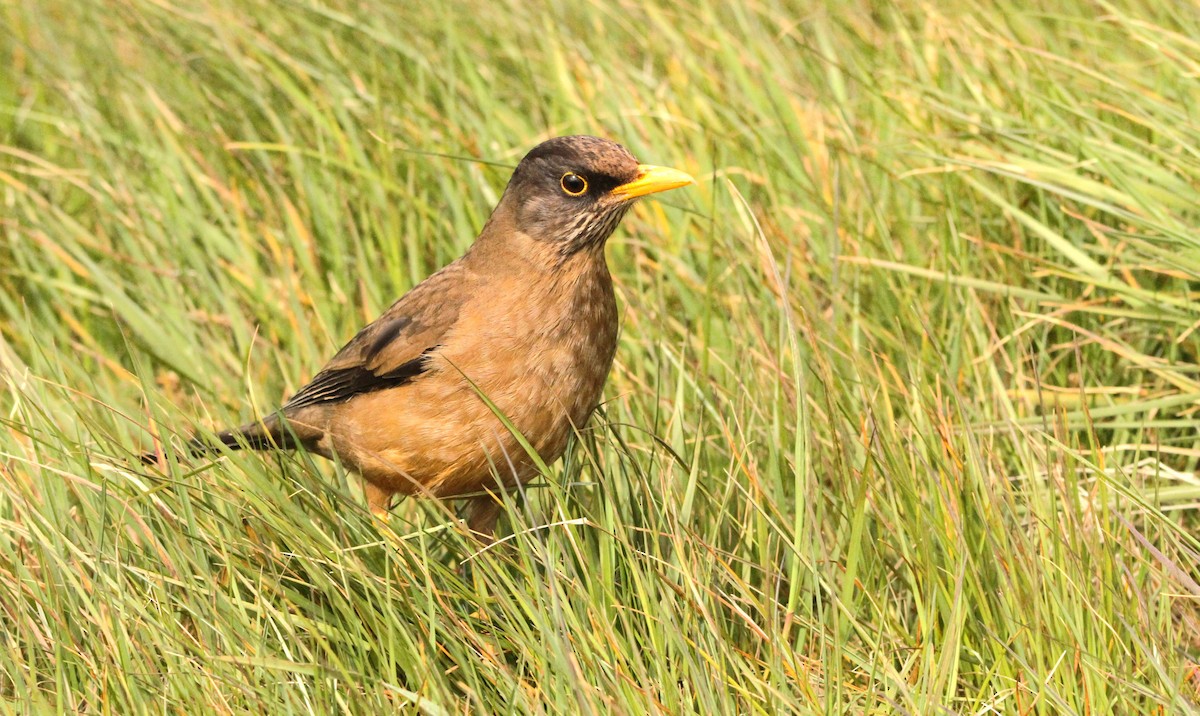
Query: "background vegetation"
1 0 1198 712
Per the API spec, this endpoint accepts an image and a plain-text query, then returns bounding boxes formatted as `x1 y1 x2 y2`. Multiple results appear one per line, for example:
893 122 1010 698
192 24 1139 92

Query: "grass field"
2 0 1199 713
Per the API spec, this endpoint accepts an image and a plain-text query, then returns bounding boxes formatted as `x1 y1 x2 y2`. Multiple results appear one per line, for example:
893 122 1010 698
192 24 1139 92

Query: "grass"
1 0 1199 712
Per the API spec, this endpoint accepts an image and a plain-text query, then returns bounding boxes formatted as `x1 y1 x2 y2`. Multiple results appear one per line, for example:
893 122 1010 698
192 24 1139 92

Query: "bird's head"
496 135 693 256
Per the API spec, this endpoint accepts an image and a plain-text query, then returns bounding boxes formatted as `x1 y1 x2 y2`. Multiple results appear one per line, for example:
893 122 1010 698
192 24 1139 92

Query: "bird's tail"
140 415 298 465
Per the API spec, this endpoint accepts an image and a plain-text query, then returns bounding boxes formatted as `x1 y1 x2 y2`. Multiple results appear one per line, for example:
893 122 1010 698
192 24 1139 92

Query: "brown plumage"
144 135 693 536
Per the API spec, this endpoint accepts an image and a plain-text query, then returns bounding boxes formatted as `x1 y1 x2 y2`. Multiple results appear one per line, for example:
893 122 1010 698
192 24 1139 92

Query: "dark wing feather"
282 349 433 410
280 261 468 412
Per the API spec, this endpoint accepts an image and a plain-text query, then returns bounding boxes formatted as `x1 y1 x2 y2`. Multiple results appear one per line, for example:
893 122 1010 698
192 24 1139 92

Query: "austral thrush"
144 135 694 536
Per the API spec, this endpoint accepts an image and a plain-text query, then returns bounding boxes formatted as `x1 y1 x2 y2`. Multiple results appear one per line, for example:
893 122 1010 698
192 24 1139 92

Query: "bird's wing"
282 263 466 411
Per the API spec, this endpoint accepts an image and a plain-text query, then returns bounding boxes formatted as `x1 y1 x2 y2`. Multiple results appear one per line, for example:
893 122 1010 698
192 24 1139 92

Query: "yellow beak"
610 164 695 200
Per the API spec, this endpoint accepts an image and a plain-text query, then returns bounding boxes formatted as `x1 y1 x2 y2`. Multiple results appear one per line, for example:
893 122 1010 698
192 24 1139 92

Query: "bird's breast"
439 263 618 451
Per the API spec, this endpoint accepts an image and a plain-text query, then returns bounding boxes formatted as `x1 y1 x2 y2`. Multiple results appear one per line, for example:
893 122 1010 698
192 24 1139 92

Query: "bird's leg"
363 480 396 521
465 494 503 542
455 496 502 586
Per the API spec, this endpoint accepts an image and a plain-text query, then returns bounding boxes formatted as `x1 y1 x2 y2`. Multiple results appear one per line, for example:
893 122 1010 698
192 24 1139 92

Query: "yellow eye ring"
560 172 588 196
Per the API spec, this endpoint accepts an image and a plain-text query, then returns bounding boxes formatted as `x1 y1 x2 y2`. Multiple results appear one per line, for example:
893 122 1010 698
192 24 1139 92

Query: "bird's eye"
560 172 588 196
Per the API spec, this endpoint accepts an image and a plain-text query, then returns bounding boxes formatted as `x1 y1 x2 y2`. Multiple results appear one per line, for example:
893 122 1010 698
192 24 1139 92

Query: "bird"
143 135 694 537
